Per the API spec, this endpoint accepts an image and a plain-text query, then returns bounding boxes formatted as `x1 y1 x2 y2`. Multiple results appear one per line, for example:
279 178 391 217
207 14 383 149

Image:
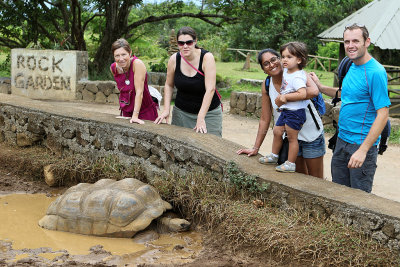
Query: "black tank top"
174 49 220 114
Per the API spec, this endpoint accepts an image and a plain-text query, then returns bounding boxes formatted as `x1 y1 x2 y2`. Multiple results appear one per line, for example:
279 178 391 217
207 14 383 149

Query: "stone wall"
0 77 11 94
3 69 168 105
1 94 400 252
74 72 169 104
230 90 340 125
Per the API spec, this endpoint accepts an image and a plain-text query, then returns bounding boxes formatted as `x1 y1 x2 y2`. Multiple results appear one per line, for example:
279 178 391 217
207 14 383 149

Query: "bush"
149 55 168 72
0 52 11 76
315 42 340 71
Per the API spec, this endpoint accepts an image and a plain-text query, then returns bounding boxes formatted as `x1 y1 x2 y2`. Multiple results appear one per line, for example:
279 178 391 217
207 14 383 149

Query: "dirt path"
221 101 400 203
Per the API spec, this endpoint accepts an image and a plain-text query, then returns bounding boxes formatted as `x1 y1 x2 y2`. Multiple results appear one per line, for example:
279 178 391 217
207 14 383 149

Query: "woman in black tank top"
154 26 222 137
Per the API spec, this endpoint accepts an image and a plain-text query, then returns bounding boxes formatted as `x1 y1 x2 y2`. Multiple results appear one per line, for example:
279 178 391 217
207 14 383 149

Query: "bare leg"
295 156 308 175
304 156 324 178
272 126 285 155
285 125 299 163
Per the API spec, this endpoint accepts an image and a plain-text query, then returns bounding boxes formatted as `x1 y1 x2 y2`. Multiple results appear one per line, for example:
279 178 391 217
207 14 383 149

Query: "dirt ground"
1 100 399 266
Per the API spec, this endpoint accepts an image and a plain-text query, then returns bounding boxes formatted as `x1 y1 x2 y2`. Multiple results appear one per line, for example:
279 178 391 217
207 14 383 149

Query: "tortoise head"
159 217 191 232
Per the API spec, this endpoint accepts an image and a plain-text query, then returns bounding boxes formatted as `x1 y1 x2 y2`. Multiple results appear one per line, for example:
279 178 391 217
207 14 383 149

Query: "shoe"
276 161 296 173
259 153 278 164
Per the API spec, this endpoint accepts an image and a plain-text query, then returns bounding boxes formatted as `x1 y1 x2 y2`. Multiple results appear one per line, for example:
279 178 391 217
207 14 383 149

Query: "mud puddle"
0 193 203 266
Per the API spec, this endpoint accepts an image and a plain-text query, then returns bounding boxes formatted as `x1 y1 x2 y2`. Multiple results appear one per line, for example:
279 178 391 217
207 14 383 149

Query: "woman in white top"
236 48 325 178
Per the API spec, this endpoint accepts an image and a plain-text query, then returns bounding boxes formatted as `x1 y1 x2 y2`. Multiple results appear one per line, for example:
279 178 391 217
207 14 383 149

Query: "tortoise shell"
38 178 172 237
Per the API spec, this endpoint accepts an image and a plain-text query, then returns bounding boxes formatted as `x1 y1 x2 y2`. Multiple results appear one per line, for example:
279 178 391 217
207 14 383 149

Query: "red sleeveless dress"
111 56 158 121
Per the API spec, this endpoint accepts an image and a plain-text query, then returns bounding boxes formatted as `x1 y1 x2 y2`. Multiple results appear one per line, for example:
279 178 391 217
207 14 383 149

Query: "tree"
0 0 237 73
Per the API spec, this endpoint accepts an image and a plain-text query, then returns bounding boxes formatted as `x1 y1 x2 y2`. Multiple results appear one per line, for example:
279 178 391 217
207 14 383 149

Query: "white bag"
148 85 162 105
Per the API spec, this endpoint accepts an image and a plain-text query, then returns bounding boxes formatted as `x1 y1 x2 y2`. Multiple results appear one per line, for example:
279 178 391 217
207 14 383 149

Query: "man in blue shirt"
310 23 390 193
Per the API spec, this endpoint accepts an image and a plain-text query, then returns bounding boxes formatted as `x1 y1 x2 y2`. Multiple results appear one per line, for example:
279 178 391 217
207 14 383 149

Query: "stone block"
0 83 10 94
82 89 95 102
256 94 262 109
85 82 99 94
0 131 5 143
147 72 160 85
107 94 119 104
104 140 114 151
76 82 86 93
95 91 107 103
134 143 151 159
230 91 238 108
113 85 120 94
97 81 116 96
237 93 247 111
246 93 257 113
75 92 83 100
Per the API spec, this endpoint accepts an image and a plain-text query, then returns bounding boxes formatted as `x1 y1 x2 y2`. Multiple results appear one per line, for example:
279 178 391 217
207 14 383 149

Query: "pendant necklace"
124 61 131 85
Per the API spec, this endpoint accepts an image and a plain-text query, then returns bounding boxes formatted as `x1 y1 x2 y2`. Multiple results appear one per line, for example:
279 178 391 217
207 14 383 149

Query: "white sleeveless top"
268 79 323 142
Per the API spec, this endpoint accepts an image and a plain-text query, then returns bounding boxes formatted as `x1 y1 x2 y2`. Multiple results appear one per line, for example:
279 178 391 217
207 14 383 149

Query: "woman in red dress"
110 38 158 124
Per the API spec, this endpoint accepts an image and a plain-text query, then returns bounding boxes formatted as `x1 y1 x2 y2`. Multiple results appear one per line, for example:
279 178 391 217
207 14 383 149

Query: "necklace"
124 61 131 85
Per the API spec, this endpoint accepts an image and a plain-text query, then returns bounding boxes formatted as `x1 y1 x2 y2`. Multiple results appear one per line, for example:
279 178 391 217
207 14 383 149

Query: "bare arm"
195 52 217 133
309 72 340 98
130 59 146 124
275 73 316 106
276 87 307 107
348 107 389 168
154 54 176 124
237 81 272 156
305 73 319 99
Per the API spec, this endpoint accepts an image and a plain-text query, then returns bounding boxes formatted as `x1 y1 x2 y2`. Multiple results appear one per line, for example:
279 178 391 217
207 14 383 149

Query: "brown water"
0 193 203 265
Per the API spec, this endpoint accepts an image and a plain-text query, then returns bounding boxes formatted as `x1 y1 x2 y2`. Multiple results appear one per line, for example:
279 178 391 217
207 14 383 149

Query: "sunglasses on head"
177 40 194 46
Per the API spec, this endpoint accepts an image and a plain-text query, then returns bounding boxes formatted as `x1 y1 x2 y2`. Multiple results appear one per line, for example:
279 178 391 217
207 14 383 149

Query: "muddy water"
0 193 203 265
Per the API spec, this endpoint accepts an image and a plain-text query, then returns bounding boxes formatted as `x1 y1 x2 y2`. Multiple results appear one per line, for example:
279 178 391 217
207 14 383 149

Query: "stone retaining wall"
230 90 340 125
1 94 400 253
1 72 169 104
0 77 11 95
75 72 168 104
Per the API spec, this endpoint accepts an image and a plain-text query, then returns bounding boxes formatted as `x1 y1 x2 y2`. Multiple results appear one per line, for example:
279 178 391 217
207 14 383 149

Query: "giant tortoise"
38 178 190 238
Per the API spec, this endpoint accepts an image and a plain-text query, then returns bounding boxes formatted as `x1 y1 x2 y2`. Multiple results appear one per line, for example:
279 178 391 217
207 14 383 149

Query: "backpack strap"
307 103 321 131
264 76 271 96
333 56 353 107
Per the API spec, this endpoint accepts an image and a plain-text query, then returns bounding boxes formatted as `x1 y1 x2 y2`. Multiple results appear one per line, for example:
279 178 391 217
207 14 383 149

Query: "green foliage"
132 38 169 59
149 55 168 72
316 42 340 70
0 52 11 76
226 161 269 195
389 126 400 144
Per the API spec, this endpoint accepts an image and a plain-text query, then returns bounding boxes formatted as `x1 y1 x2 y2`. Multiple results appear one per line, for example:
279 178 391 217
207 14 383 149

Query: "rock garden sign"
11 49 88 100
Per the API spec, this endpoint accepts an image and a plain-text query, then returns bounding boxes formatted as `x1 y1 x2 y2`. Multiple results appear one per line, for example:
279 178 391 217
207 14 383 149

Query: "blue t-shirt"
338 58 390 145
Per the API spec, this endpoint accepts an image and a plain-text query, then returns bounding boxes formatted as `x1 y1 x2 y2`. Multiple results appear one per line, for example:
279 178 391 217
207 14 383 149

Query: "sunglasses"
177 40 194 46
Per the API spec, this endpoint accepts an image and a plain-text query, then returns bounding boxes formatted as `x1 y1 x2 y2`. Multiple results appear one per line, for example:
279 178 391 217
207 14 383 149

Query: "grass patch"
390 126 400 144
152 162 399 266
0 143 145 186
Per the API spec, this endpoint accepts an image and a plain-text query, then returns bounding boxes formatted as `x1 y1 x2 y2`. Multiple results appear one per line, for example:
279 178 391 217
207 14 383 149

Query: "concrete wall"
1 93 400 252
11 49 88 100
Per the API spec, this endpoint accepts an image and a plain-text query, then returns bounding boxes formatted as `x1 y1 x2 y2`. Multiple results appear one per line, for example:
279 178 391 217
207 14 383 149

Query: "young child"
260 42 310 172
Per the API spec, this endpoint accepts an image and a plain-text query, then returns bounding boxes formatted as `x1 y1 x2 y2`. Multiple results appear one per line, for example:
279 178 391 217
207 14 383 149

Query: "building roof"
318 0 400 50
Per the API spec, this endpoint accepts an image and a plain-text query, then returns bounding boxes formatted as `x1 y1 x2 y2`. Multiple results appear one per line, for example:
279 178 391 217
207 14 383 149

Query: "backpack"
265 76 323 130
330 56 391 154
